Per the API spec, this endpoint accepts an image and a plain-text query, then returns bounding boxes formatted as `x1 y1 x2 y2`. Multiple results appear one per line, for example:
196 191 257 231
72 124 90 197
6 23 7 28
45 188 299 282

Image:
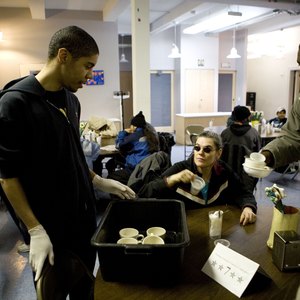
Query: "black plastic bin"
91 199 190 284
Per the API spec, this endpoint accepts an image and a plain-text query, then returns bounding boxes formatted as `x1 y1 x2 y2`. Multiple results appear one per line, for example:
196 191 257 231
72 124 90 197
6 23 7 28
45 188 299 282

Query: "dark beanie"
233 105 251 121
131 111 146 128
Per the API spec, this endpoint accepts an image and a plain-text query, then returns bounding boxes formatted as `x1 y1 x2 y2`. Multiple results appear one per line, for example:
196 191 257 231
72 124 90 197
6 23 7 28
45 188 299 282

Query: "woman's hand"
166 169 195 187
240 207 256 226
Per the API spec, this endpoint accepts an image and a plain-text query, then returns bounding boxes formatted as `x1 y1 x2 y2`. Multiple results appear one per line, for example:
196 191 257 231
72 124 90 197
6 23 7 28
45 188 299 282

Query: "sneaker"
17 242 30 253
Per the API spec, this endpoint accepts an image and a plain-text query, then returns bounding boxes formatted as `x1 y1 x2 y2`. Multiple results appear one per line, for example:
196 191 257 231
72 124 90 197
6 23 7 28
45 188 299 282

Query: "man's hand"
92 175 136 199
260 150 275 167
28 225 54 281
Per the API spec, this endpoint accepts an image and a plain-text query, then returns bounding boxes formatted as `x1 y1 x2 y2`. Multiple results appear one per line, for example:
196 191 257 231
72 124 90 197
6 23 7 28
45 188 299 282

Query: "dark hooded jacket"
0 75 97 251
221 123 261 153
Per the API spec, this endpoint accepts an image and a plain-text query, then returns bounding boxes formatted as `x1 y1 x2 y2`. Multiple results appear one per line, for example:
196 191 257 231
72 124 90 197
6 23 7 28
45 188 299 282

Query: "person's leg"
93 156 104 176
107 168 132 185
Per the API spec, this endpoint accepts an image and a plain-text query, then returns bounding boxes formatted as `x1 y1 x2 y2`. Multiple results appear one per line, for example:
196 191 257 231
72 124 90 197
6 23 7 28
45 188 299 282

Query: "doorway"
150 71 174 132
218 71 236 112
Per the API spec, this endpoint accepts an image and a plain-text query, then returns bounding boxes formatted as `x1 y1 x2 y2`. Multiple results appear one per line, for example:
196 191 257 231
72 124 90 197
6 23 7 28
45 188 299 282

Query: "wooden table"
93 140 120 176
94 205 299 299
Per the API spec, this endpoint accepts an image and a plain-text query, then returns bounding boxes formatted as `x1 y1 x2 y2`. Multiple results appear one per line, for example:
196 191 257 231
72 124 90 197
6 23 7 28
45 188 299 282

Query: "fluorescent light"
183 13 242 34
183 6 272 34
168 44 181 58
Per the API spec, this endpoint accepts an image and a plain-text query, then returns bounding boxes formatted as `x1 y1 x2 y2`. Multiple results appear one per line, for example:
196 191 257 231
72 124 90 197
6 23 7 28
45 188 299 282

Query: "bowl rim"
242 163 272 171
249 152 266 162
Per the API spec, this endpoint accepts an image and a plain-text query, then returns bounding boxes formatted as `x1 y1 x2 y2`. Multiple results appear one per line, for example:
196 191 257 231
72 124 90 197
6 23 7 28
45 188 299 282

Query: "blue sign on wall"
86 70 104 85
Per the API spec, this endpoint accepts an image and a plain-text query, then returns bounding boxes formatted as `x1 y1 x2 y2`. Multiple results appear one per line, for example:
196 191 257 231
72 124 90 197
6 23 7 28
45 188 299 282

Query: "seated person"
138 131 257 226
268 107 287 128
107 111 159 185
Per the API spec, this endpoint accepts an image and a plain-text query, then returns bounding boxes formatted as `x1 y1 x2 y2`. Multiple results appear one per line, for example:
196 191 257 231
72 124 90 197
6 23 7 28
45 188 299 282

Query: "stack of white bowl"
243 152 272 178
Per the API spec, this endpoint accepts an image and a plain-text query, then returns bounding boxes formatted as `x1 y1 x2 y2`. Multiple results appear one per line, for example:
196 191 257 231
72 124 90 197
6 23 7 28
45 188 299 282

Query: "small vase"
251 120 260 127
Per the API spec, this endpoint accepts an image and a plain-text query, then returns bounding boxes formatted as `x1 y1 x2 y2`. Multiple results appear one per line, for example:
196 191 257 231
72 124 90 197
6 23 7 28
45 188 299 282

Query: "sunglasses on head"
193 145 215 153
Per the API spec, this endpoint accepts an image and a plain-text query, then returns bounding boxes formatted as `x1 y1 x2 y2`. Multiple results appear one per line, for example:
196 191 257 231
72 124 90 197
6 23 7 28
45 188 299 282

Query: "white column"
131 0 150 120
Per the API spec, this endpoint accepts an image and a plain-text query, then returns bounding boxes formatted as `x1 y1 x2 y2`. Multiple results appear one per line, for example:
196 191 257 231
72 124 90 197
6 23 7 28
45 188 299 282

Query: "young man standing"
0 26 135 298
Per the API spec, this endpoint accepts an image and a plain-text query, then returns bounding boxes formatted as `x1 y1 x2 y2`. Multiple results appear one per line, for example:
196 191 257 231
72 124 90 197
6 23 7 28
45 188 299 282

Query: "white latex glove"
28 225 54 281
92 175 136 199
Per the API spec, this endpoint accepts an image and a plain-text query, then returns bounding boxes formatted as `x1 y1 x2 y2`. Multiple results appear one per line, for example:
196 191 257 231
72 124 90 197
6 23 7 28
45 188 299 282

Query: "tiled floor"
0 144 299 300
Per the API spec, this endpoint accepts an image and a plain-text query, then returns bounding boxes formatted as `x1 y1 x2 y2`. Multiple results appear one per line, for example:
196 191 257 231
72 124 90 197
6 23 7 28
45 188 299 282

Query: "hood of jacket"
1 75 46 98
229 123 252 137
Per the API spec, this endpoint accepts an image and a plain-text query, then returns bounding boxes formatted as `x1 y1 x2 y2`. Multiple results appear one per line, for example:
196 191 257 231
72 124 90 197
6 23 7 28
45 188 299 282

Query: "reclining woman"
138 131 257 226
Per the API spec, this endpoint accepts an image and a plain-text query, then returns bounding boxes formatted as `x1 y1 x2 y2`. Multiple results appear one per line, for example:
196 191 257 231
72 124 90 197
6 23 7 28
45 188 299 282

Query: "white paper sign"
201 243 259 298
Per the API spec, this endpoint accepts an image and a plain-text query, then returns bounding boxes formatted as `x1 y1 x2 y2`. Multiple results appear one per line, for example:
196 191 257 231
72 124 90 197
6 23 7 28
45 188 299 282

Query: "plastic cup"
214 239 230 247
209 210 223 240
190 176 205 195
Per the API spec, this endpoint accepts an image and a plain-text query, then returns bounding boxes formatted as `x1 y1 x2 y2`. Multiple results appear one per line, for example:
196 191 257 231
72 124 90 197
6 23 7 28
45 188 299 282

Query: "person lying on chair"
107 111 159 185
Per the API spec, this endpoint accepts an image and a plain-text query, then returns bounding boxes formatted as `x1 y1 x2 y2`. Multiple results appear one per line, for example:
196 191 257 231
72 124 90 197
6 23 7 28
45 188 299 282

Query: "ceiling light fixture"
168 23 181 58
227 28 241 59
183 10 243 34
183 6 272 35
120 34 128 63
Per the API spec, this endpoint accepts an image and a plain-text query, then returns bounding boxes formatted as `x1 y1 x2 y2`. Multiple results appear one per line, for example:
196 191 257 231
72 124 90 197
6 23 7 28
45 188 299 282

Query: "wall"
246 26 300 121
0 8 121 121
3 8 298 124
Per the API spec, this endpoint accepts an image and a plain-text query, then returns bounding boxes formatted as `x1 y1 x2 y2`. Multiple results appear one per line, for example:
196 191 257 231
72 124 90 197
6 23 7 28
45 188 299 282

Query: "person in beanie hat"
221 106 260 150
131 111 146 128
221 105 261 191
226 105 251 127
107 111 159 184
268 107 287 128
233 105 251 122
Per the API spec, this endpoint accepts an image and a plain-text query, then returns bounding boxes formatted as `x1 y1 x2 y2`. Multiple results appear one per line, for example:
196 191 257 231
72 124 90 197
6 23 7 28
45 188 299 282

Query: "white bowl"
243 164 273 178
244 157 266 168
250 152 266 162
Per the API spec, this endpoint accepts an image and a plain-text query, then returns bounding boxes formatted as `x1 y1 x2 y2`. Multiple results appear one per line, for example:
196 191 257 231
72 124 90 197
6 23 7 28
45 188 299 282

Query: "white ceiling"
0 0 299 35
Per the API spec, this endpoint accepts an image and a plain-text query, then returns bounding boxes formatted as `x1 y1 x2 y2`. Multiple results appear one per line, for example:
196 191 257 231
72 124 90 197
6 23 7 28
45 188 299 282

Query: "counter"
175 112 231 144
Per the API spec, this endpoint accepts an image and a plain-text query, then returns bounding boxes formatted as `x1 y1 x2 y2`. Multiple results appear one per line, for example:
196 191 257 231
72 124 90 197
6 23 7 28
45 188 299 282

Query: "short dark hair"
197 131 223 150
48 26 99 60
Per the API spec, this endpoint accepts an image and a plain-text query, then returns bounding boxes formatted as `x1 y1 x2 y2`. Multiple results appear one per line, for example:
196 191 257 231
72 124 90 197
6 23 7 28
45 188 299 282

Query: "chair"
278 160 299 180
158 132 176 158
184 125 204 159
36 250 95 300
127 151 172 193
